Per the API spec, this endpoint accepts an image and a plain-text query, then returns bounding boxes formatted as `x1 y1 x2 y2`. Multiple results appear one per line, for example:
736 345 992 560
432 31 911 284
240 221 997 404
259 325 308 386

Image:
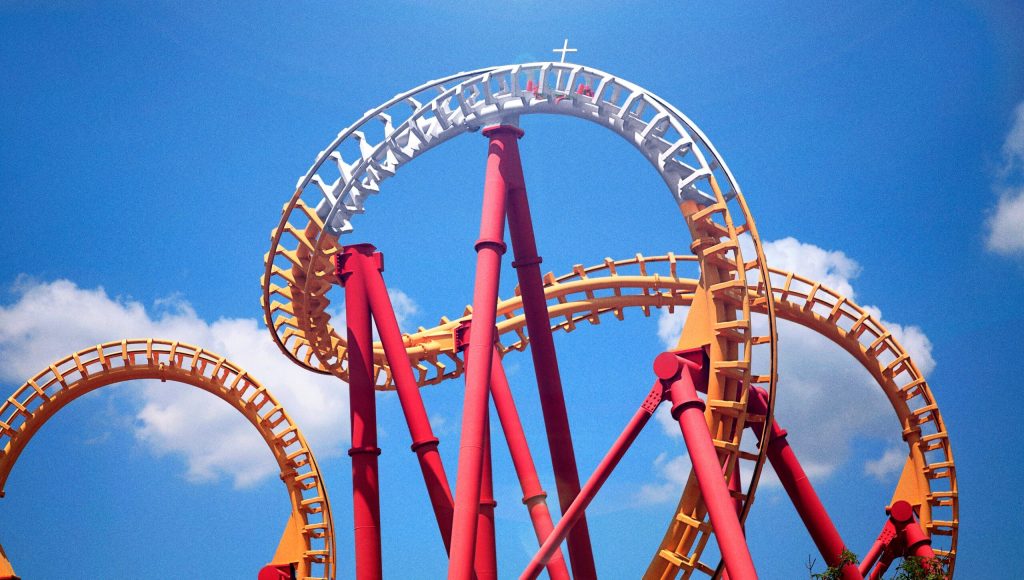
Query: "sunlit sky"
1 2 1023 578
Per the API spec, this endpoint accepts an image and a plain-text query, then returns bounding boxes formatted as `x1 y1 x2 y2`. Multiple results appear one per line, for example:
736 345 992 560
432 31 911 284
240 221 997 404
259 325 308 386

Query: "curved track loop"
0 339 335 580
262 63 780 576
266 250 957 576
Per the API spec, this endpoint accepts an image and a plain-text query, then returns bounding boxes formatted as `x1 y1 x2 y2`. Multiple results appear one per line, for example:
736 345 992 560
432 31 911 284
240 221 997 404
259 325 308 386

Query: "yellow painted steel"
262 177 780 576
1 252 957 577
0 339 335 580
261 211 956 576
0 542 15 579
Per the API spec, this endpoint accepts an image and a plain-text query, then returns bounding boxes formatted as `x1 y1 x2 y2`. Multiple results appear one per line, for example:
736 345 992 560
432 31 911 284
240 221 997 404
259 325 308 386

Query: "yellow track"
263 179 783 576
264 239 957 576
0 339 335 580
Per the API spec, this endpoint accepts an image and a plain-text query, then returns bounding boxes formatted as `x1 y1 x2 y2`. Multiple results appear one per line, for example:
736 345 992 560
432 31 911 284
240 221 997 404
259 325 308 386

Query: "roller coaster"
0 61 957 579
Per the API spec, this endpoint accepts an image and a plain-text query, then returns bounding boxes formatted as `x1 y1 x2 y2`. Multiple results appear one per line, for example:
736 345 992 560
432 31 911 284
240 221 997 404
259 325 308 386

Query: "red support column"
746 387 861 579
339 245 383 580
859 501 937 579
520 383 663 580
475 413 498 580
355 246 457 552
656 351 757 580
858 529 889 579
728 460 743 515
502 126 597 578
448 125 512 580
489 347 571 580
890 501 936 562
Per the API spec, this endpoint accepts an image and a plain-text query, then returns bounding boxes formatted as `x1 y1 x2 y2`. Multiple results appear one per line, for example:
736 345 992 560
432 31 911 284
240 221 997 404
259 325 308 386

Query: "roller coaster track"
0 339 335 580
257 61 953 577
0 62 953 578
262 62 782 577
265 244 958 576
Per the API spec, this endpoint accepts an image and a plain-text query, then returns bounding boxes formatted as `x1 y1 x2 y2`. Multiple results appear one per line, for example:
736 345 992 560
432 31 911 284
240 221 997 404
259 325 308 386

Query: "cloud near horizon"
985 101 1024 257
645 237 934 500
0 277 417 488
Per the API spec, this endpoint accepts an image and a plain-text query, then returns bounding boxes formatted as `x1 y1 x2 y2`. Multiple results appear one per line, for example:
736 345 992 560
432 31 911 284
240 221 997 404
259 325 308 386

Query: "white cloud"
656 305 689 350
637 452 692 505
387 288 420 328
751 237 860 300
0 277 421 488
649 238 932 494
985 188 1024 256
428 413 452 436
985 102 1024 257
864 447 906 482
653 403 681 439
1001 101 1024 178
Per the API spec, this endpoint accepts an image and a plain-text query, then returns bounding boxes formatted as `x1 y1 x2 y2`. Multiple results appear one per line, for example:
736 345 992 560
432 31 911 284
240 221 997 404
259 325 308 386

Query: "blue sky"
1 1 1023 578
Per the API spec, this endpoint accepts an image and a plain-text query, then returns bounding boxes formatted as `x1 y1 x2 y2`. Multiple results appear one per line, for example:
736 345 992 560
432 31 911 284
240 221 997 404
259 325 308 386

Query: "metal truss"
0 340 335 580
0 63 955 579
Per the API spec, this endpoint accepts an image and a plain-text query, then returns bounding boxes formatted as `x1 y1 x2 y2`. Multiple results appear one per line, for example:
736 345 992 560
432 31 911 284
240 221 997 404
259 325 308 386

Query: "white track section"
296 62 741 237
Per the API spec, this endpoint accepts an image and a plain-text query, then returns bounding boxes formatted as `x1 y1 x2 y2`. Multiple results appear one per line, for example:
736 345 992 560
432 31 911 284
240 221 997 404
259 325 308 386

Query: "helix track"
0 62 954 578
264 247 958 576
262 62 782 576
0 339 335 580
258 62 954 577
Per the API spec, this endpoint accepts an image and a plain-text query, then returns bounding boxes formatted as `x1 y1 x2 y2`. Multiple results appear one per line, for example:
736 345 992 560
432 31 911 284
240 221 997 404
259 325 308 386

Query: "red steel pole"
447 125 512 580
656 352 757 580
746 387 860 579
489 347 571 580
858 531 888 579
868 551 895 580
728 460 743 515
475 413 498 580
340 245 384 580
520 383 663 580
889 501 936 562
502 126 597 579
357 246 457 552
858 501 937 579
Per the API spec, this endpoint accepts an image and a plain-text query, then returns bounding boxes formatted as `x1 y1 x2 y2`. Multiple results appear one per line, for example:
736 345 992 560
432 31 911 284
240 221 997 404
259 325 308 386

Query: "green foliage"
808 549 859 580
890 556 946 580
806 551 948 580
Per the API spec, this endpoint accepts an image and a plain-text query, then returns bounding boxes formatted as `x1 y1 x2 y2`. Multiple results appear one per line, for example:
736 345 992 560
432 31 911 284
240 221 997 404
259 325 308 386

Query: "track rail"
0 339 335 580
262 63 781 576
265 250 957 576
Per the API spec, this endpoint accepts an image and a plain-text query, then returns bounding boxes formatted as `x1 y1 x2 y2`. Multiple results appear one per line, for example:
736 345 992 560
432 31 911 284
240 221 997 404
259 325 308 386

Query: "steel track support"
501 124 597 579
745 387 862 579
488 346 571 580
475 412 498 580
339 245 384 580
859 500 938 579
520 382 663 580
346 244 459 555
447 125 512 580
655 350 757 580
453 324 501 580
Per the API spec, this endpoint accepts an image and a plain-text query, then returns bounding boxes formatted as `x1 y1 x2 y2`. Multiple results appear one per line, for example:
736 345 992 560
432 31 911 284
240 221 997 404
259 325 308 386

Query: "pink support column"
859 501 937 579
728 460 743 516
339 245 383 580
475 413 498 580
890 501 936 562
353 245 457 552
858 529 889 579
520 383 663 580
502 126 597 578
489 347 571 580
868 548 897 580
655 351 757 580
746 387 861 580
447 125 512 580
